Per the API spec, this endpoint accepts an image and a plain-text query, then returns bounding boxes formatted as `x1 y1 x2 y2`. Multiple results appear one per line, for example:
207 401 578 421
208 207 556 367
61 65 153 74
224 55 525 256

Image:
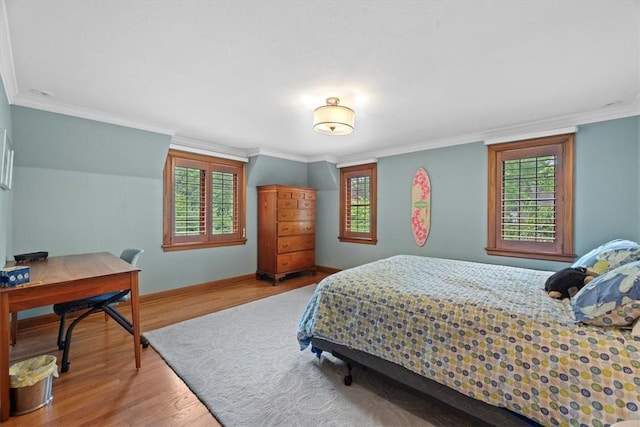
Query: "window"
163 149 246 251
486 134 575 261
339 163 377 244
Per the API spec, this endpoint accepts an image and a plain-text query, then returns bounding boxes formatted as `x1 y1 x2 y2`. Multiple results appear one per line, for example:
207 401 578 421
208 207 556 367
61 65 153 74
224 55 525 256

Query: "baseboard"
17 312 61 331
137 273 257 304
316 265 341 274
15 268 340 332
15 273 256 332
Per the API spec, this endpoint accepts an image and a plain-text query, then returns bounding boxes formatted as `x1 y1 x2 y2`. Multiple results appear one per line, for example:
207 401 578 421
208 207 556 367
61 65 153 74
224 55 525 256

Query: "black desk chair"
53 248 149 372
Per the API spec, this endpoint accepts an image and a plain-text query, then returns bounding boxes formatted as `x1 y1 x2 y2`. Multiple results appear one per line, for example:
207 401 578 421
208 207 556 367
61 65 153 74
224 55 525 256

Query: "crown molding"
306 154 338 164
336 158 378 169
477 100 639 143
335 98 640 164
12 94 175 136
336 132 485 165
245 147 309 163
171 135 249 162
484 126 577 145
0 0 18 103
6 92 639 166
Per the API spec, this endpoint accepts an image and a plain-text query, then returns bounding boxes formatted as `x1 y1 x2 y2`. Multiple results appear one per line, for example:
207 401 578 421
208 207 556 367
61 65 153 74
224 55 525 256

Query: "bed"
297 255 640 427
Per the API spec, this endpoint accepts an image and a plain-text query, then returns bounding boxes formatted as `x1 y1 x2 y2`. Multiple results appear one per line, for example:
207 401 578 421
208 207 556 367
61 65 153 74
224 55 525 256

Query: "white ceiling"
2 1 639 163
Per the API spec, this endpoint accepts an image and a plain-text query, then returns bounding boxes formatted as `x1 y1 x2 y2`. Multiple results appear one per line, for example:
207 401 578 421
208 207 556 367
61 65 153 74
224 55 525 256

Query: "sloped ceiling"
2 1 639 163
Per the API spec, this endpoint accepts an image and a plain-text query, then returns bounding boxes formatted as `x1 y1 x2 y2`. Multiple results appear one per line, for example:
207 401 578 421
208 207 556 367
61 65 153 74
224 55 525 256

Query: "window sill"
485 247 575 262
338 237 378 245
163 239 247 252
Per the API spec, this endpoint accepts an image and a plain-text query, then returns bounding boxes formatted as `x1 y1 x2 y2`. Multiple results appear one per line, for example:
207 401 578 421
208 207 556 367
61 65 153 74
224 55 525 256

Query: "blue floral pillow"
571 260 640 326
572 239 640 274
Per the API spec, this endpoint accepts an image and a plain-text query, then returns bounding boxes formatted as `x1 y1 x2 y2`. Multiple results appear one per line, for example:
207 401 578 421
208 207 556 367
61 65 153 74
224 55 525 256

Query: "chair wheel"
61 363 69 373
142 342 149 349
344 375 352 386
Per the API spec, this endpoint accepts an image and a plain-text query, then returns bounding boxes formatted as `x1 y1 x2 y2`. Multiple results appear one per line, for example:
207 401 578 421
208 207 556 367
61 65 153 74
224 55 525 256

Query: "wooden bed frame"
311 337 537 427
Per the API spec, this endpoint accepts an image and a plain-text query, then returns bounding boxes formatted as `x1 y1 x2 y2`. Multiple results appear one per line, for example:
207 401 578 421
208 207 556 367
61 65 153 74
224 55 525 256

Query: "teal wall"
573 117 639 251
0 81 12 267
10 107 313 318
10 107 262 318
316 116 640 272
248 155 308 187
308 161 338 191
12 107 167 178
7 100 640 319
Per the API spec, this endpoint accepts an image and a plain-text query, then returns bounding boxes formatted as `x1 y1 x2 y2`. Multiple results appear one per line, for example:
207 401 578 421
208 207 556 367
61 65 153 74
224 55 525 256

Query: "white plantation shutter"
501 154 557 243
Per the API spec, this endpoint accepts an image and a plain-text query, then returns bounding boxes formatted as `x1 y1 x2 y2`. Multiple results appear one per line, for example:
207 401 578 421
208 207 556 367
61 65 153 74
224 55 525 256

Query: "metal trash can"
9 355 58 415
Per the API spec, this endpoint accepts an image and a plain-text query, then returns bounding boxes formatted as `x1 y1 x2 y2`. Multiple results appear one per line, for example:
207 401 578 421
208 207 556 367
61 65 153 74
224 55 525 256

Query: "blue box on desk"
0 266 30 287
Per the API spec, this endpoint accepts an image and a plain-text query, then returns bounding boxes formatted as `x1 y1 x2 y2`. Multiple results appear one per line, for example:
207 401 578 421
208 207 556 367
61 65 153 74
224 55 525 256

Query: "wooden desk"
0 252 141 421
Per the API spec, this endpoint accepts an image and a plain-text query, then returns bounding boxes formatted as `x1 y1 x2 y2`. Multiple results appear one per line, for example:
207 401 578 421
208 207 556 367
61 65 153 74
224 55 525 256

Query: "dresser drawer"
297 199 315 209
278 221 315 236
277 235 315 254
277 199 296 209
277 199 315 210
277 209 315 221
280 190 315 200
293 191 315 201
276 250 315 272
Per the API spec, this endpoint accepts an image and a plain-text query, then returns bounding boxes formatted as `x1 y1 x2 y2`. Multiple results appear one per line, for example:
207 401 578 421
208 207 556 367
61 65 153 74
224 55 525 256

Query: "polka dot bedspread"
297 255 640 426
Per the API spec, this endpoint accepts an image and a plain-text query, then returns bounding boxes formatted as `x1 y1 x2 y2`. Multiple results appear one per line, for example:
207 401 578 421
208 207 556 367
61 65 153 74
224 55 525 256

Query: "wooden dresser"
257 185 316 283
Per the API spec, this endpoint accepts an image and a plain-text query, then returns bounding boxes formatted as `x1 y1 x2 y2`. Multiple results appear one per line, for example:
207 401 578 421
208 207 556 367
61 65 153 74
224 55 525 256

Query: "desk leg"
1 294 10 421
10 312 16 346
131 272 141 370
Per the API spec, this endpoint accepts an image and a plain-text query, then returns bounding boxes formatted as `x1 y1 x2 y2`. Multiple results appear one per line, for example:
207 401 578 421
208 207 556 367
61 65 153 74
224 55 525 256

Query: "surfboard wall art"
411 167 431 246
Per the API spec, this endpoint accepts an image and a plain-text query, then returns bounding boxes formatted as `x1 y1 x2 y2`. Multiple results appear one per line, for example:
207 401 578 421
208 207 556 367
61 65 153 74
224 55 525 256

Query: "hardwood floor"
6 272 327 426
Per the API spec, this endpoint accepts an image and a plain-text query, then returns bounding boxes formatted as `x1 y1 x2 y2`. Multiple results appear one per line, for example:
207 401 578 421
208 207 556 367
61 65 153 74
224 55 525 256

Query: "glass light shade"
313 100 355 135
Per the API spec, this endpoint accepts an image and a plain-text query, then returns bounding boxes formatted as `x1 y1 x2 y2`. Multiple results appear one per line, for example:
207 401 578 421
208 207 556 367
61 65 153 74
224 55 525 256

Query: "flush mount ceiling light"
313 97 355 135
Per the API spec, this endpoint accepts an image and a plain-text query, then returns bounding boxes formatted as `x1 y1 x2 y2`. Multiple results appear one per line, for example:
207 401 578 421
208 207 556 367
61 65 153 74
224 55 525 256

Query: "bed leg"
344 363 353 386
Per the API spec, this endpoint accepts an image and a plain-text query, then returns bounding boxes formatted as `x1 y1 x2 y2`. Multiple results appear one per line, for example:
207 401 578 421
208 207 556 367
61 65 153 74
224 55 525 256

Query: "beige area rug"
144 285 485 427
